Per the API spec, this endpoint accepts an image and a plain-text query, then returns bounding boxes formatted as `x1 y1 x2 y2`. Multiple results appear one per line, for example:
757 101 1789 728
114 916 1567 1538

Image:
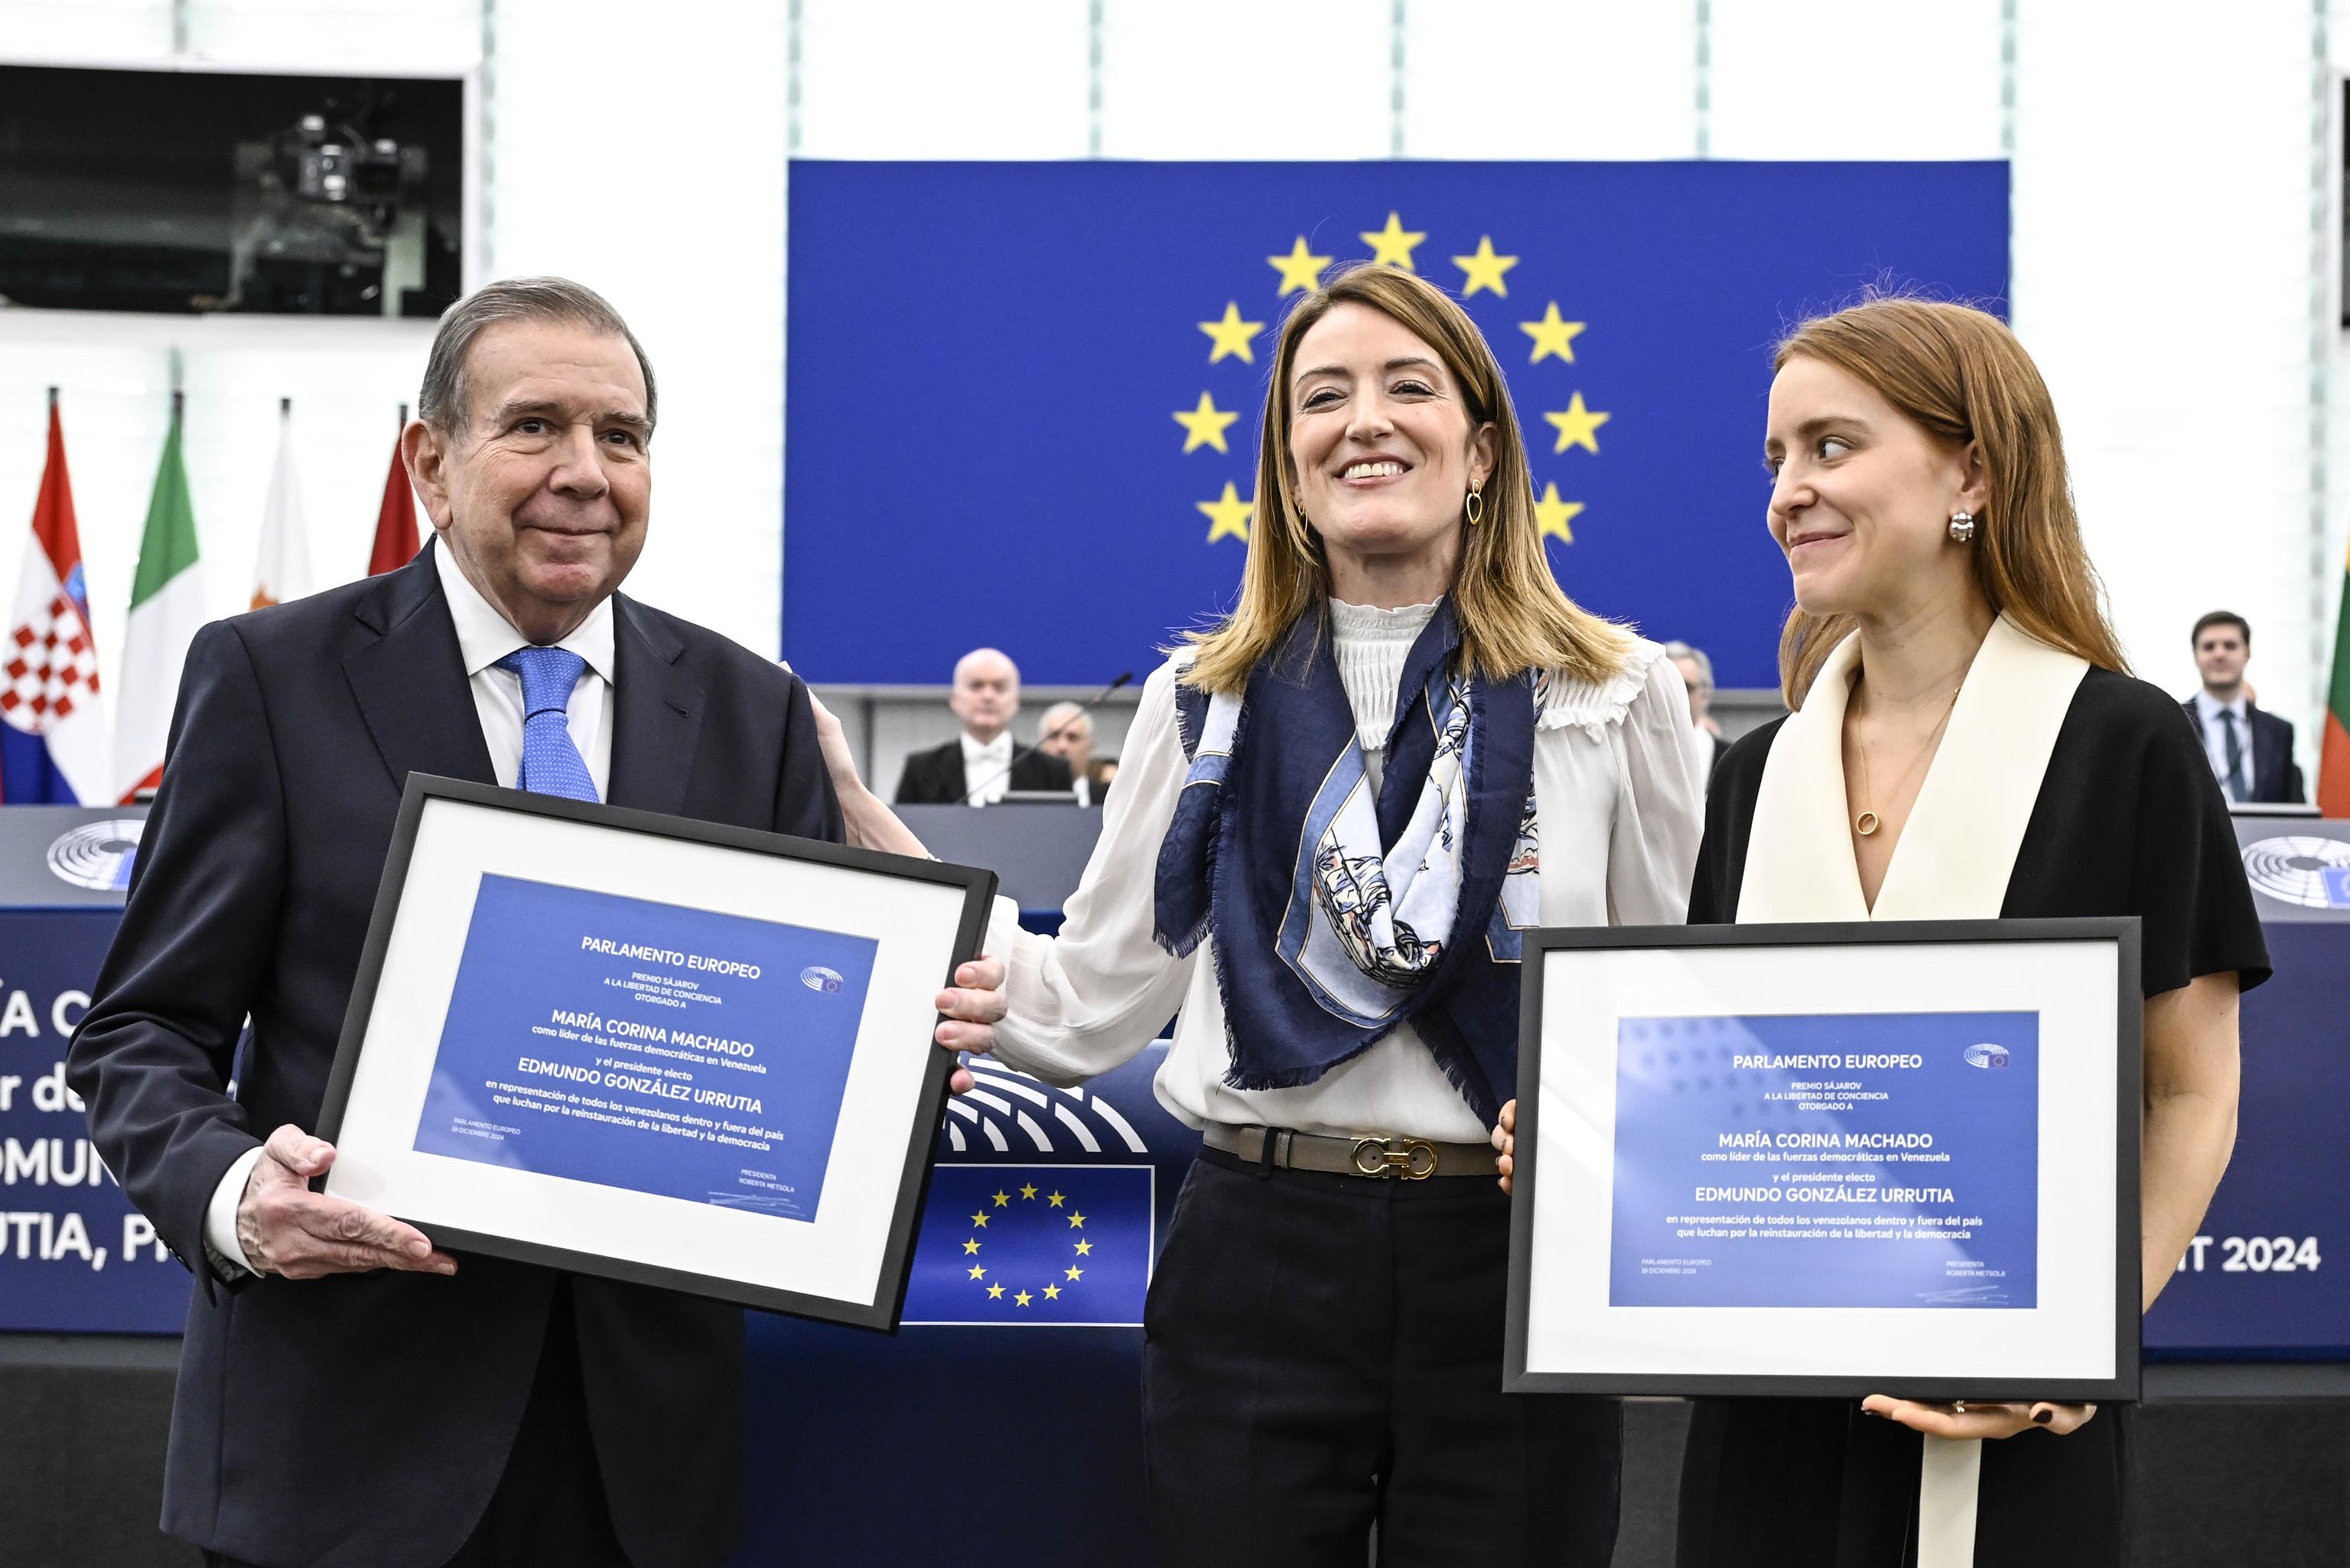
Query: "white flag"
250 402 313 610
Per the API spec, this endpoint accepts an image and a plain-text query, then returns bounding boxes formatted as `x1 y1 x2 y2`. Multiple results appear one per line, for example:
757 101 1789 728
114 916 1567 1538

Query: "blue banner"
0 909 186 1332
783 160 2009 689
1610 1010 2039 1309
415 874 877 1222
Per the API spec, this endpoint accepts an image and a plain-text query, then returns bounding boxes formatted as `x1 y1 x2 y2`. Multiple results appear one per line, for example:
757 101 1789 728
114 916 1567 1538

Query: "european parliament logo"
902 1164 1151 1327
904 1063 1157 1327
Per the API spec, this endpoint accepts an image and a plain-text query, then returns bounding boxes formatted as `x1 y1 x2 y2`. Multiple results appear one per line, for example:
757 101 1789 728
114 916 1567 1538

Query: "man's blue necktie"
496 646 600 802
2219 707 2248 802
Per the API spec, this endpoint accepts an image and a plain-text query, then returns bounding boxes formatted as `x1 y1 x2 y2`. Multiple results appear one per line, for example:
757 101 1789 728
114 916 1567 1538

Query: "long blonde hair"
1183 263 1632 694
1773 298 2128 705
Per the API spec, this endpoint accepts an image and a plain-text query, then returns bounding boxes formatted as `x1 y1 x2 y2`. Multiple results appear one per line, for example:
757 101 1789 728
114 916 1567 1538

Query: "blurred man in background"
1037 699 1117 807
1662 639 1723 793
2184 610 2303 804
895 646 1073 805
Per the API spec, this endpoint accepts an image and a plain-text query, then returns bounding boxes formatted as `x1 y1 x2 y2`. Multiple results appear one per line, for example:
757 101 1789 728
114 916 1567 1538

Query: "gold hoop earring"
1465 489 1484 525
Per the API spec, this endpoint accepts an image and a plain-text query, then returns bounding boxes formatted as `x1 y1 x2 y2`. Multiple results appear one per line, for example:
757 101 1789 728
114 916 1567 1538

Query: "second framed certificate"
316 776 996 1329
1505 920 2140 1403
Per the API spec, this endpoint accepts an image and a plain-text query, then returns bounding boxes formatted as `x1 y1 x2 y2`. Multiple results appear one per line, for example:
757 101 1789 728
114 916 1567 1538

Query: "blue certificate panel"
412 874 878 1222
1610 1011 2038 1309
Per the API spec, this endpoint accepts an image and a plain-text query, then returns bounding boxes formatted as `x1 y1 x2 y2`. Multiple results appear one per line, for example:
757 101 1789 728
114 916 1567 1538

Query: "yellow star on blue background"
1451 236 1517 298
1198 302 1264 363
1173 392 1241 454
1535 483 1584 543
1268 236 1333 297
1359 211 1425 270
1520 302 1585 364
1544 394 1610 455
1197 483 1252 543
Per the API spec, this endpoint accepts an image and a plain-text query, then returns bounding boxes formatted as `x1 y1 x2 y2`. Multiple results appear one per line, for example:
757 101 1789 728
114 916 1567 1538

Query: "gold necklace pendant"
1854 810 1881 837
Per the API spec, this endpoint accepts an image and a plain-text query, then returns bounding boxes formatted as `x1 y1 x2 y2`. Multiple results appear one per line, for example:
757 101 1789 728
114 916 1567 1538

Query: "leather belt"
1203 1123 1499 1180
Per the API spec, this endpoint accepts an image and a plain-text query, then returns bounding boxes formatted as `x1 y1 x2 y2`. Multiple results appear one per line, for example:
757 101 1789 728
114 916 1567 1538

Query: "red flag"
368 412 419 576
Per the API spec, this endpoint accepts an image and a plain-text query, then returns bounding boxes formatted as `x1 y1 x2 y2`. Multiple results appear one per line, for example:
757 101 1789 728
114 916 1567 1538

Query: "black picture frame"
314 773 998 1331
1502 917 2142 1403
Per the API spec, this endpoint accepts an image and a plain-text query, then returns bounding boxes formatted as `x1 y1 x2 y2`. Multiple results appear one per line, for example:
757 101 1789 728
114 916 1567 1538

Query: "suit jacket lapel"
607 596 701 815
343 542 497 794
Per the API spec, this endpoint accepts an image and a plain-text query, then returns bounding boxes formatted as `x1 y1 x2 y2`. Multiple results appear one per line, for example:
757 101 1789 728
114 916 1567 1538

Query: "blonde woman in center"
815 263 1702 1565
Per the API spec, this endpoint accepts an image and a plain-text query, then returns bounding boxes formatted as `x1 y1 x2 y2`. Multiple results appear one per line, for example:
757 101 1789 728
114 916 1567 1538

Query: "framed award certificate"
1504 919 2140 1402
315 776 997 1329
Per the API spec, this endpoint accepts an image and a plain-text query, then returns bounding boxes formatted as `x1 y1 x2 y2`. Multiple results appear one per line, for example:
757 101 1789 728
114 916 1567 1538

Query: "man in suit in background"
1035 699 1115 807
893 646 1072 805
68 278 839 1568
2184 610 2304 804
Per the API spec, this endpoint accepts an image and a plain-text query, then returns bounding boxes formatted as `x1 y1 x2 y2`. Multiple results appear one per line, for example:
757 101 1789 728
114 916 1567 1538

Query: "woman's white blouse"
981 602 1706 1142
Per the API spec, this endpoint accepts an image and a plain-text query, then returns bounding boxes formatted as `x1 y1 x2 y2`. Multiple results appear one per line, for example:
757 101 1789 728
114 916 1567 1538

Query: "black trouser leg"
1142 1153 1620 1568
442 1277 631 1568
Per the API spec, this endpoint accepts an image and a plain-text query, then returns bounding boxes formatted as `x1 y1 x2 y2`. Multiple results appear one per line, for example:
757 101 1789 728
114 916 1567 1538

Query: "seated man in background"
1036 699 1117 807
1662 639 1723 792
895 646 1073 805
2184 610 2304 803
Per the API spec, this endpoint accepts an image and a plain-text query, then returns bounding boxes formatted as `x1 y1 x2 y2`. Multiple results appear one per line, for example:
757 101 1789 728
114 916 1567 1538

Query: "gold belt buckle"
1351 1135 1439 1179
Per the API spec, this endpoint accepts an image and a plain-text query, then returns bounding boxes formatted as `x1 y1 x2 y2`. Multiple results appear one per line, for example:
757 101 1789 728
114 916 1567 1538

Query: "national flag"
0 392 108 804
783 162 2007 685
114 397 207 804
249 398 313 610
2322 539 2350 818
368 406 419 576
900 1163 1152 1327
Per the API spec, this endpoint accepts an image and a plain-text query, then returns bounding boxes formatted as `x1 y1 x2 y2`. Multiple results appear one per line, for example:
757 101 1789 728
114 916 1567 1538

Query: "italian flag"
2326 541 2350 818
114 401 206 803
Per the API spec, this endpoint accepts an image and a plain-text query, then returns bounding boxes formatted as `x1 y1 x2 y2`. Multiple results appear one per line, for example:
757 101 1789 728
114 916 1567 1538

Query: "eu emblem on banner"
902 1164 1152 1327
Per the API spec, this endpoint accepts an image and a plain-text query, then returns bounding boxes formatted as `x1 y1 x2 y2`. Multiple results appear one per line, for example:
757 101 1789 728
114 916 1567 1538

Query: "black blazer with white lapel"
69 542 840 1568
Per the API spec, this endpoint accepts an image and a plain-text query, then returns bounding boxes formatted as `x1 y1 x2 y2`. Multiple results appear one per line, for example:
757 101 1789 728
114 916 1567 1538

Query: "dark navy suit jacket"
2181 695 2305 804
67 543 840 1568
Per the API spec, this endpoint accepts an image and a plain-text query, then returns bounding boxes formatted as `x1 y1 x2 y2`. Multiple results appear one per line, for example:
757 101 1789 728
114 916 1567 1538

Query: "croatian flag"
1 395 109 804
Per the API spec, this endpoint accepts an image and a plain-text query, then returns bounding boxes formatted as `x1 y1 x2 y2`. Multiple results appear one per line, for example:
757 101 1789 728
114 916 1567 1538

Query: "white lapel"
1738 615 2088 925
1871 616 2089 920
1737 632 1868 922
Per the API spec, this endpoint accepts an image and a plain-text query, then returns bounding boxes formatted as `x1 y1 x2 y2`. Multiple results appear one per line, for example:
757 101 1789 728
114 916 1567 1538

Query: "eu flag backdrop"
783 161 2008 691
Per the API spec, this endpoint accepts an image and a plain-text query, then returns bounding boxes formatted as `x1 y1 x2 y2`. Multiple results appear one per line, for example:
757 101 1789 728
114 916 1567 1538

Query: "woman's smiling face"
1287 301 1493 583
1763 353 1981 620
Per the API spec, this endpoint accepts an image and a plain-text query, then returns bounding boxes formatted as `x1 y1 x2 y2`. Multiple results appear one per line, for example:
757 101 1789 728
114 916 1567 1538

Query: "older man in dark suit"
893 646 1073 805
2183 610 2305 805
69 278 840 1568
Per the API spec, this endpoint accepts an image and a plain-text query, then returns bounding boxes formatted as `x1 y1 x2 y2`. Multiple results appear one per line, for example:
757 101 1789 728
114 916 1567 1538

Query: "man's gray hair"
417 276 657 433
1661 639 1714 692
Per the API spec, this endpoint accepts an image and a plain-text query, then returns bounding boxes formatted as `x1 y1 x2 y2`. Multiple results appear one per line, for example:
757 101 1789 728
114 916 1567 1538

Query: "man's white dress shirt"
202 542 615 1276
2192 690 2255 799
960 730 1014 805
981 599 1704 1143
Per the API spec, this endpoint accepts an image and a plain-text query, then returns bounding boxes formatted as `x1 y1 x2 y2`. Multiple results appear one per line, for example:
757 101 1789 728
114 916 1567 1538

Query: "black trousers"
1142 1150 1620 1568
1676 1396 2131 1568
207 1278 630 1568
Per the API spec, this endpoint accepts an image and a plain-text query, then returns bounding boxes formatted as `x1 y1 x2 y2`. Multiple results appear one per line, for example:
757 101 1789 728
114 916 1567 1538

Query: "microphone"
962 671 1134 804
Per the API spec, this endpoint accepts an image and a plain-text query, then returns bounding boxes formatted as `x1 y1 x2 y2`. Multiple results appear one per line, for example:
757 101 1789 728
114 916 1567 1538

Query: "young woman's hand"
1492 1099 1516 1195
1860 1397 2097 1440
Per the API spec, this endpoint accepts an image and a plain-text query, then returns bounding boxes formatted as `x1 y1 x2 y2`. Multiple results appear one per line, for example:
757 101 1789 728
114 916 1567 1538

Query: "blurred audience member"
2184 611 2303 804
895 646 1074 805
1662 639 1723 789
1037 700 1118 807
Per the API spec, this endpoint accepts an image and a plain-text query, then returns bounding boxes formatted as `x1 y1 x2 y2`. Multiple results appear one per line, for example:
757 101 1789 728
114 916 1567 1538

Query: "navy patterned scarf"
1153 601 1538 1124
